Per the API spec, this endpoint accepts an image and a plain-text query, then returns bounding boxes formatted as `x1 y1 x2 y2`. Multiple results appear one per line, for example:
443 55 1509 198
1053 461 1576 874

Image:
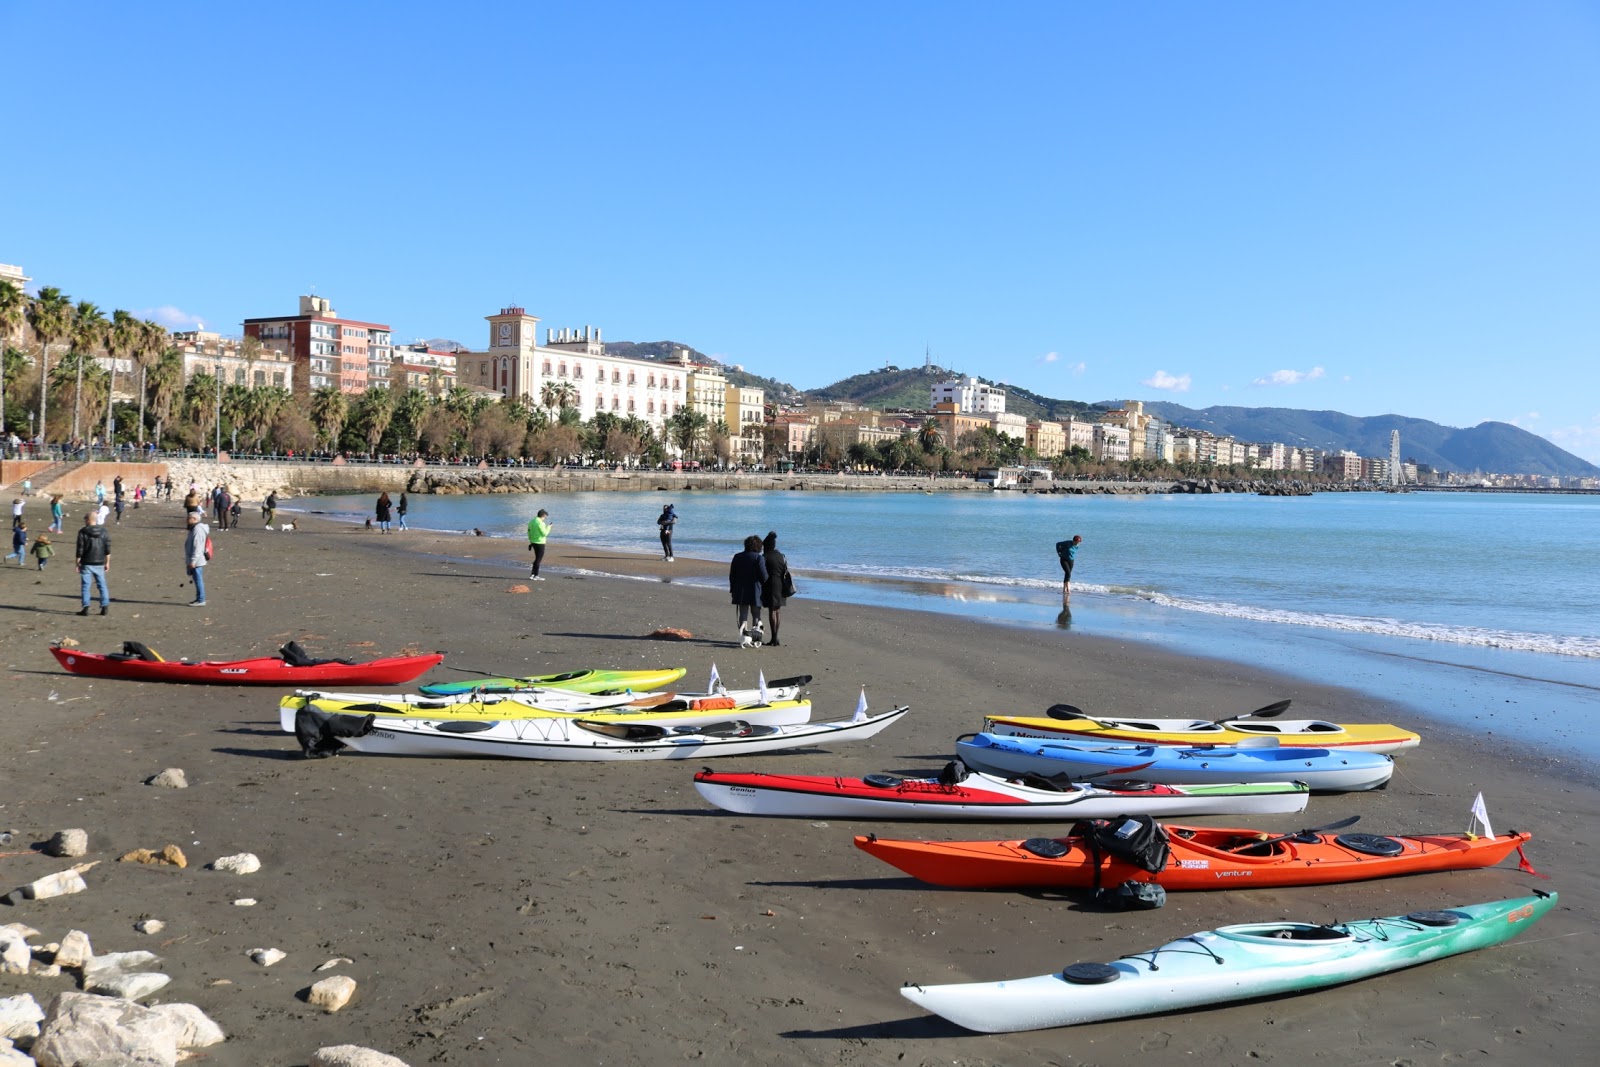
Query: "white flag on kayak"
851 687 868 723
1470 792 1495 839
708 663 721 694
758 670 769 705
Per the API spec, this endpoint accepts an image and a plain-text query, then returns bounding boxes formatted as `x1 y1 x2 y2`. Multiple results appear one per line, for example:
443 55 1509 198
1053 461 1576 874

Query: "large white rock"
0 993 45 1040
135 919 165 935
146 1002 225 1049
211 852 261 874
0 1036 35 1066
307 975 358 1013
83 951 169 1000
311 1045 412 1067
248 947 286 967
1 867 87 904
0 924 39 941
54 929 93 969
31 992 185 1067
0 930 28 976
147 768 188 788
46 828 89 857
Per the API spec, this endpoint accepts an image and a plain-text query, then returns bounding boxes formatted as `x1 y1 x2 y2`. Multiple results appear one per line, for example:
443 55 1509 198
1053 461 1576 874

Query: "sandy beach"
1 500 1595 1066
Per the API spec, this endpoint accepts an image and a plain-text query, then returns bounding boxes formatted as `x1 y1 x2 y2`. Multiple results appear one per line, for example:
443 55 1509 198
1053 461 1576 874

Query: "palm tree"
135 320 168 445
239 336 264 389
666 407 708 460
352 386 396 454
309 386 348 452
67 302 107 443
918 418 942 453
0 281 27 435
243 387 289 451
183 371 219 448
26 287 74 445
146 347 184 447
220 384 250 451
392 387 432 453
106 310 141 446
539 380 561 419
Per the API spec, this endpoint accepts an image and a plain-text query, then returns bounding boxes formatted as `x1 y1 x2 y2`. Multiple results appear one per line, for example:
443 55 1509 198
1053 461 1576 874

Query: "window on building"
559 364 568 377
628 373 636 385
235 369 245 384
273 372 285 387
648 375 656 388
253 371 265 387
611 370 620 383
628 399 635 411
542 362 552 375
574 365 583 379
648 401 655 414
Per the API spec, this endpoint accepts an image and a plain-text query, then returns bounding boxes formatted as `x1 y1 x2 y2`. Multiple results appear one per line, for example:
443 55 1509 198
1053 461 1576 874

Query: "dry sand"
1 502 1594 1066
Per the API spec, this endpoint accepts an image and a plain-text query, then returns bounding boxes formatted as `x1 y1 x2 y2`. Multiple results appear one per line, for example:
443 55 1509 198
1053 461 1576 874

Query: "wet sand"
0 503 1594 1066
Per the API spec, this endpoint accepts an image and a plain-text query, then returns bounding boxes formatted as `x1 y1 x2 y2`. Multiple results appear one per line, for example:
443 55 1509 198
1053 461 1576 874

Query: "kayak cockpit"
1216 923 1352 944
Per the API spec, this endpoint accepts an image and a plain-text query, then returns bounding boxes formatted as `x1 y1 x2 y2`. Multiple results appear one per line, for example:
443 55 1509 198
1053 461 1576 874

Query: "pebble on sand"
146 768 188 788
211 852 261 874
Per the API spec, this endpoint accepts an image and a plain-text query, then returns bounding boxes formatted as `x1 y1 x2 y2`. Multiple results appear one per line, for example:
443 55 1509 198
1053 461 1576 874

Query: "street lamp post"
214 371 221 455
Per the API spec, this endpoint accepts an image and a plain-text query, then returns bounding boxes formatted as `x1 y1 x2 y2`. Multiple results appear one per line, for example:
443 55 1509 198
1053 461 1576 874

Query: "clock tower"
484 306 540 399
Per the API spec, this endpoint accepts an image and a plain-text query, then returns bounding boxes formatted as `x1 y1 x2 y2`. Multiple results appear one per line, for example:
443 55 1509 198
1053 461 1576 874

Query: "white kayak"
277 686 809 732
292 705 908 761
691 767 1311 819
902 891 1557 1033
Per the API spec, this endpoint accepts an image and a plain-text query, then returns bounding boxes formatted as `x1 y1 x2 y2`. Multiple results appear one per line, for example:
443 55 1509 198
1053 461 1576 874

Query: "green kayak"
420 666 687 697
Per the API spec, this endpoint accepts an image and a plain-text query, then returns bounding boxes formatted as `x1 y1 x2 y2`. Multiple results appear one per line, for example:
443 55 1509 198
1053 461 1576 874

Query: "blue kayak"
955 733 1394 792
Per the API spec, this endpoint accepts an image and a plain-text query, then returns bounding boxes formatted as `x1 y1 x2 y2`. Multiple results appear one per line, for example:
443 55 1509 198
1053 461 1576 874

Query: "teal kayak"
902 891 1556 1033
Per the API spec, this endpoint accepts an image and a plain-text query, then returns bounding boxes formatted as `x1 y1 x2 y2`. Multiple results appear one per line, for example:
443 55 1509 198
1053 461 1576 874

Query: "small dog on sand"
280 520 297 532
473 528 487 537
364 518 374 530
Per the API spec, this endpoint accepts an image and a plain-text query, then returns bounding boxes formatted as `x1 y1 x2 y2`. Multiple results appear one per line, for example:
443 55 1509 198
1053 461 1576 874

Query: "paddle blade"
1046 703 1085 720
1225 699 1292 723
1086 760 1156 780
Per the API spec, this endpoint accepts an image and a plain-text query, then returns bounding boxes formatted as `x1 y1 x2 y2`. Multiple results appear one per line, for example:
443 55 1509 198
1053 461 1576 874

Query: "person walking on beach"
729 534 768 647
396 491 409 530
1056 534 1083 602
527 508 551 580
31 532 54 571
375 492 393 534
184 512 210 607
657 503 677 562
113 491 126 526
761 530 792 647
218 486 234 531
262 490 278 530
74 512 111 616
94 497 111 527
5 519 26 566
184 486 201 515
49 494 63 532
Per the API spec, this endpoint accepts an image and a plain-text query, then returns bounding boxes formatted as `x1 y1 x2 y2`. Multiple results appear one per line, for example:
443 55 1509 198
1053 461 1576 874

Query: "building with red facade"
242 295 392 396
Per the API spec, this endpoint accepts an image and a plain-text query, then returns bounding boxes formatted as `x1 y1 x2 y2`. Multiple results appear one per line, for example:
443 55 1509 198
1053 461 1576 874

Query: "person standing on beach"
113 490 126 525
761 531 792 647
1056 534 1083 602
74 512 111 616
31 532 54 571
263 490 278 529
729 534 768 647
184 486 201 515
218 486 234 531
184 512 210 607
396 491 409 530
375 492 393 533
657 503 677 561
49 494 63 532
527 508 551 580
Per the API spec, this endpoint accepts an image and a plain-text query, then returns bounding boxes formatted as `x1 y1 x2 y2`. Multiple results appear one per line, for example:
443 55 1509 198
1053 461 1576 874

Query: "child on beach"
5 520 25 566
49 494 63 532
31 533 53 570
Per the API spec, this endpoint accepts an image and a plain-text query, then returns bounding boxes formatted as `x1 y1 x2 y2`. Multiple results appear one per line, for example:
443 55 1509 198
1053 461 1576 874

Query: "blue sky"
6 2 1598 461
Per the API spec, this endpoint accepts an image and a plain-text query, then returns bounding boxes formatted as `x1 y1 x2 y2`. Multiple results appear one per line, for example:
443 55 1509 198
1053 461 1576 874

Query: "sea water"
299 489 1600 768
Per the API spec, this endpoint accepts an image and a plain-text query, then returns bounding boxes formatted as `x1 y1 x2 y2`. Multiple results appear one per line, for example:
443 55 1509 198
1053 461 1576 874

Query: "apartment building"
931 375 1007 414
172 329 295 392
1025 419 1065 458
242 295 392 395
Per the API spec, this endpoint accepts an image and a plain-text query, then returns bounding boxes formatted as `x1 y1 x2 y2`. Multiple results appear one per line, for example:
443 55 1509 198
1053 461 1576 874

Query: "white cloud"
1141 370 1191 393
1251 366 1326 387
1508 411 1542 426
138 305 206 331
1038 351 1059 364
1069 361 1086 375
1546 415 1600 463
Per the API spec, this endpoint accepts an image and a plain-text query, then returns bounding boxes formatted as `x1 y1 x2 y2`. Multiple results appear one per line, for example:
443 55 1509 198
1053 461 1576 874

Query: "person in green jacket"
527 508 551 580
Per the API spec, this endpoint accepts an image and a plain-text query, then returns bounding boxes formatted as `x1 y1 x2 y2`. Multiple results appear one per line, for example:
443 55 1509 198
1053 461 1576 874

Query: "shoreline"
1 504 1594 1066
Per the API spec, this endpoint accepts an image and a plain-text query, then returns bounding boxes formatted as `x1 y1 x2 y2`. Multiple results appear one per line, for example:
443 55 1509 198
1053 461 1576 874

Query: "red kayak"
50 642 443 686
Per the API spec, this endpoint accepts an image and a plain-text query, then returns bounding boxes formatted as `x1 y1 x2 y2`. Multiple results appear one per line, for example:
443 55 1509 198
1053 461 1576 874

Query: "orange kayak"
855 824 1533 891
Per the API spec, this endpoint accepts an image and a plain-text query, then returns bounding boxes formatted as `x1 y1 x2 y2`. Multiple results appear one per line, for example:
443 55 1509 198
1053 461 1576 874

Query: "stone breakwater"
90 460 1347 501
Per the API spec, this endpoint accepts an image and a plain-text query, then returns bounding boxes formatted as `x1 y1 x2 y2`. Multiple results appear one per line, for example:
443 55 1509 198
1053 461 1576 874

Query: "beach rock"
32 992 187 1067
211 852 260 874
248 947 286 967
649 627 694 640
54 929 93 969
0 1037 32 1066
315 956 353 971
307 975 357 1013
116 845 187 868
232 898 257 907
82 952 169 1000
46 829 88 857
0 993 45 1040
134 919 165 935
146 1002 224 1049
146 768 188 789
0 931 29 975
0 924 39 941
311 1045 412 1067
33 963 61 978
2 867 87 905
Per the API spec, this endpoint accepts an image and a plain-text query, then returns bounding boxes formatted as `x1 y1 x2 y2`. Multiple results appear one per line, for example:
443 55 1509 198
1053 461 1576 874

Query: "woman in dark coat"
375 492 393 533
761 530 790 647
729 534 768 647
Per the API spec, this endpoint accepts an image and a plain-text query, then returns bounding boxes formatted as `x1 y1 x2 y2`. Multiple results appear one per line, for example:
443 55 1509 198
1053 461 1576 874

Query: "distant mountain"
808 365 952 410
424 338 470 352
1138 402 1598 478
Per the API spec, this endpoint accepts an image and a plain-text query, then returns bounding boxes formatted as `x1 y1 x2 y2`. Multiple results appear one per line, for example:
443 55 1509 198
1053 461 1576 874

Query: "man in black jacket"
74 513 111 616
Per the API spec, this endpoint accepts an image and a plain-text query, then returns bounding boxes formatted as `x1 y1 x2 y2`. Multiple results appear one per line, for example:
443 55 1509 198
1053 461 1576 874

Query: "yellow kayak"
985 709 1420 755
278 689 813 732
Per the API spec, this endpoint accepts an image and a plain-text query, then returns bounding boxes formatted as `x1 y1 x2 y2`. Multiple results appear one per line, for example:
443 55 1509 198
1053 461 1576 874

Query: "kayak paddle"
1225 814 1361 853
